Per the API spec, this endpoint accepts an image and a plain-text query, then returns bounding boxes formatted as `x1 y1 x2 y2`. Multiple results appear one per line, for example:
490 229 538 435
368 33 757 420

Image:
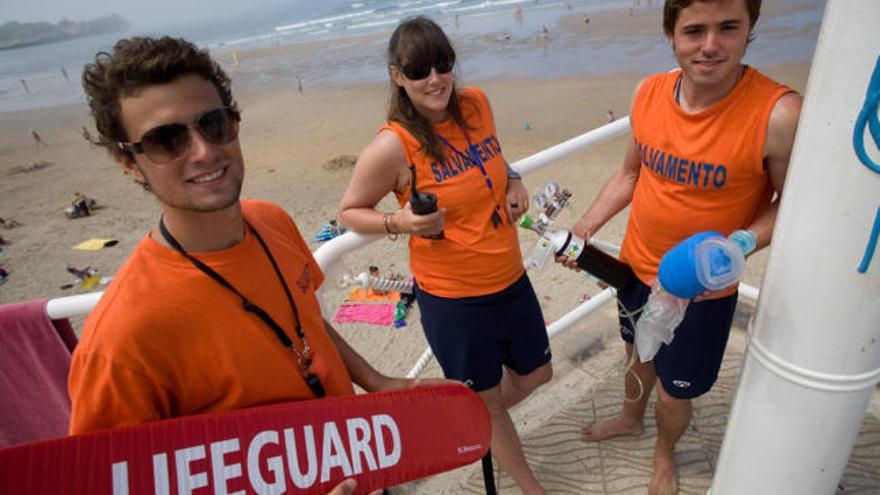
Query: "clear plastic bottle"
634 232 750 363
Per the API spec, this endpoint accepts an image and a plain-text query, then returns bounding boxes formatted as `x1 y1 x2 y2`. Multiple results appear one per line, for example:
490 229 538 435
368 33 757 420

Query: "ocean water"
0 0 822 112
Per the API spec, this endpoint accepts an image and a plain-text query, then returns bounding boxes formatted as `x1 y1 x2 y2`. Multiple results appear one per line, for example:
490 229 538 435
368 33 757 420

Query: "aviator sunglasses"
400 56 455 80
118 106 241 164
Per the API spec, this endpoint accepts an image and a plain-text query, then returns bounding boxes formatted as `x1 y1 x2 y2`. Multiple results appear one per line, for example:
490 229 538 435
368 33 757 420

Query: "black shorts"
617 276 737 399
414 274 552 392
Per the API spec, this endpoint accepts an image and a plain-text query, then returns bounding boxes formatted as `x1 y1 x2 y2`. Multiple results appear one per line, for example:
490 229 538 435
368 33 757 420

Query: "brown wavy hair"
663 0 761 41
81 36 237 159
387 17 473 163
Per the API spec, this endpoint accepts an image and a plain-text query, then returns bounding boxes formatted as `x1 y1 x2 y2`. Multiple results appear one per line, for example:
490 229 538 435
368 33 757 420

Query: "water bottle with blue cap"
633 229 755 363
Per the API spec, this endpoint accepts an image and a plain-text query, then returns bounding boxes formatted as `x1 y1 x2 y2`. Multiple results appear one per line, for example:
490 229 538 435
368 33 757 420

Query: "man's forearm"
323 319 384 392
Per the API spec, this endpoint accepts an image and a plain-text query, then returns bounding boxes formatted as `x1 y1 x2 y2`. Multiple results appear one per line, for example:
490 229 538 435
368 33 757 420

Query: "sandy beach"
0 1 827 491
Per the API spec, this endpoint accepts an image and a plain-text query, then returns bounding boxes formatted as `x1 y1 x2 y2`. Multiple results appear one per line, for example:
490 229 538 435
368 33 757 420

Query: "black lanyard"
435 130 504 228
158 217 326 398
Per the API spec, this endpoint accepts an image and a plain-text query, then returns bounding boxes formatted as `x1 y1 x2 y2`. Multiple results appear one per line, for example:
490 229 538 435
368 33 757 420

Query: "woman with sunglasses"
338 17 550 494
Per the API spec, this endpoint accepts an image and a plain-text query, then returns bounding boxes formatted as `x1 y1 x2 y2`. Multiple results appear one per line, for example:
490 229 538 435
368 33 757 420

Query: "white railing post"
710 2 880 493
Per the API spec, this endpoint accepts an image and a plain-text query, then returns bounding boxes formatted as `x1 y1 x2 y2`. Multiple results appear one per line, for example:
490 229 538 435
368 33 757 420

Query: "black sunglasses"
400 57 455 80
118 106 241 164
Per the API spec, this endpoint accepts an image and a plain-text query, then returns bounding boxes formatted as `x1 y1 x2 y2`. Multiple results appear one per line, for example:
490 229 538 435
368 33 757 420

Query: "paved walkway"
402 305 880 494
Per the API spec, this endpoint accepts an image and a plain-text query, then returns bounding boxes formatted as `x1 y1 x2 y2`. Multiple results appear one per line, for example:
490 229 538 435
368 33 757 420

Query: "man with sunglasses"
69 36 422 495
560 1 801 494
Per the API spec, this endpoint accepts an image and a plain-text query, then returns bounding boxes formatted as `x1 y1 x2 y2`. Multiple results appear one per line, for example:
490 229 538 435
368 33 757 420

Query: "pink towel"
333 303 395 326
0 299 77 447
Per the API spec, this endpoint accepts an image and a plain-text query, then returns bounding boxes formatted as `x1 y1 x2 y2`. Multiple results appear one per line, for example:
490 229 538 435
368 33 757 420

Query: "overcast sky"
2 0 344 28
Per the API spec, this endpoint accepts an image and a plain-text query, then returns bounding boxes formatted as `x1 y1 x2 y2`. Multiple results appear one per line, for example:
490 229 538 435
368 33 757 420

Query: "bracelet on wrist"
382 211 399 241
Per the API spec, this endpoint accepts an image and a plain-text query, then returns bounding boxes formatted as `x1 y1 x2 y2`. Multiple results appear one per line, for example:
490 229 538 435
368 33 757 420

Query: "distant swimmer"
61 67 69 81
19 78 29 94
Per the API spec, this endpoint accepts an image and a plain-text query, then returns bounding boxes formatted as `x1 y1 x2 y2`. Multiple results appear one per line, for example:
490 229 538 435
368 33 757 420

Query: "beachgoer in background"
81 125 98 148
607 109 616 122
339 17 551 495
559 1 801 494
69 192 92 218
71 36 431 494
541 25 549 39
515 6 523 25
0 218 22 230
61 67 69 81
19 78 29 94
297 74 304 94
30 129 47 148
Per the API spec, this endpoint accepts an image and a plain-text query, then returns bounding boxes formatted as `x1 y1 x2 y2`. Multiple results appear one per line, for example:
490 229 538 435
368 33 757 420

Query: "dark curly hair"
82 36 237 159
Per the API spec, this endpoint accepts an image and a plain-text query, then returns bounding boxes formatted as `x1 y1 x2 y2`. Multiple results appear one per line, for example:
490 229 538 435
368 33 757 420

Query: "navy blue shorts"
414 274 551 392
617 276 737 399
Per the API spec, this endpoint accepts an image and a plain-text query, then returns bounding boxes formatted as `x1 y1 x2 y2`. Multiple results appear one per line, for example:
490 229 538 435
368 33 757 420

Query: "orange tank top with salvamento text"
383 87 523 298
621 67 794 293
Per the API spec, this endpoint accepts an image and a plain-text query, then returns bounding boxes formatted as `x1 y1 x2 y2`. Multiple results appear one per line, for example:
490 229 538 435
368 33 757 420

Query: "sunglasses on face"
400 57 455 80
118 106 241 164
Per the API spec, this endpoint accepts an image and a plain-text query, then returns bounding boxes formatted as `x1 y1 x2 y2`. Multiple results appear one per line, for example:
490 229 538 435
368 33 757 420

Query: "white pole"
711 2 880 494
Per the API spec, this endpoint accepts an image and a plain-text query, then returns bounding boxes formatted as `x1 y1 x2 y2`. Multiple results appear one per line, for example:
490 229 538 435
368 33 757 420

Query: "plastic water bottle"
634 230 753 363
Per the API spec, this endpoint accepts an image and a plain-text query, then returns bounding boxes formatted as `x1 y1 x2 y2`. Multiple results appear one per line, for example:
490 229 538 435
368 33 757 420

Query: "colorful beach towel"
73 238 118 251
344 287 400 303
311 222 347 243
0 299 77 447
333 303 396 326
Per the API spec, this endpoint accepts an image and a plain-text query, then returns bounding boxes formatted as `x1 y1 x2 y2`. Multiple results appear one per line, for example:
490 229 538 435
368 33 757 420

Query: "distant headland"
0 15 129 50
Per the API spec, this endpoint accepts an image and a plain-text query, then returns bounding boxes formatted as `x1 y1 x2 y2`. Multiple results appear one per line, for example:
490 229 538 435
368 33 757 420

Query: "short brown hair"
663 0 761 37
82 36 237 158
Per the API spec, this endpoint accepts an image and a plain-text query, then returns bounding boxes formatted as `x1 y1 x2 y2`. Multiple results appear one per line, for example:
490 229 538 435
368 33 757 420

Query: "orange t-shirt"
621 67 793 292
69 200 354 435
385 86 523 298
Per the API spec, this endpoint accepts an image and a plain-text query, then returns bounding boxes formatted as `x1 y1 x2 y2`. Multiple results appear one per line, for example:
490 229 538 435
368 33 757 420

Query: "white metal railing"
44 117 631 319
43 115 760 373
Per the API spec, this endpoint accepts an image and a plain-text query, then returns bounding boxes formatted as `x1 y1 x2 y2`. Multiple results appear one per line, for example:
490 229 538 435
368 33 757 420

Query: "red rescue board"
0 385 489 494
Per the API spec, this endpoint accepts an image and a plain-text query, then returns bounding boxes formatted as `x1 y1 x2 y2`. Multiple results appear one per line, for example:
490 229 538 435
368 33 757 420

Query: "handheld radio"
409 165 444 239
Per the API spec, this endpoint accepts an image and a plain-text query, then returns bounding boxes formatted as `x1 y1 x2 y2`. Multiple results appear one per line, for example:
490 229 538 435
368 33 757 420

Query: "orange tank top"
384 87 523 298
621 67 793 291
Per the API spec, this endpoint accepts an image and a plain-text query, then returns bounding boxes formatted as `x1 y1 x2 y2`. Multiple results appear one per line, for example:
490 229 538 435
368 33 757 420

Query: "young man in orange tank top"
71 36 432 495
561 1 802 494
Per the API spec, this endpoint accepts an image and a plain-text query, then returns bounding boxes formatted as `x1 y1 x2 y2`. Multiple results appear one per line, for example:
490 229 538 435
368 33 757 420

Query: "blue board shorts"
617 276 738 399
414 273 551 392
